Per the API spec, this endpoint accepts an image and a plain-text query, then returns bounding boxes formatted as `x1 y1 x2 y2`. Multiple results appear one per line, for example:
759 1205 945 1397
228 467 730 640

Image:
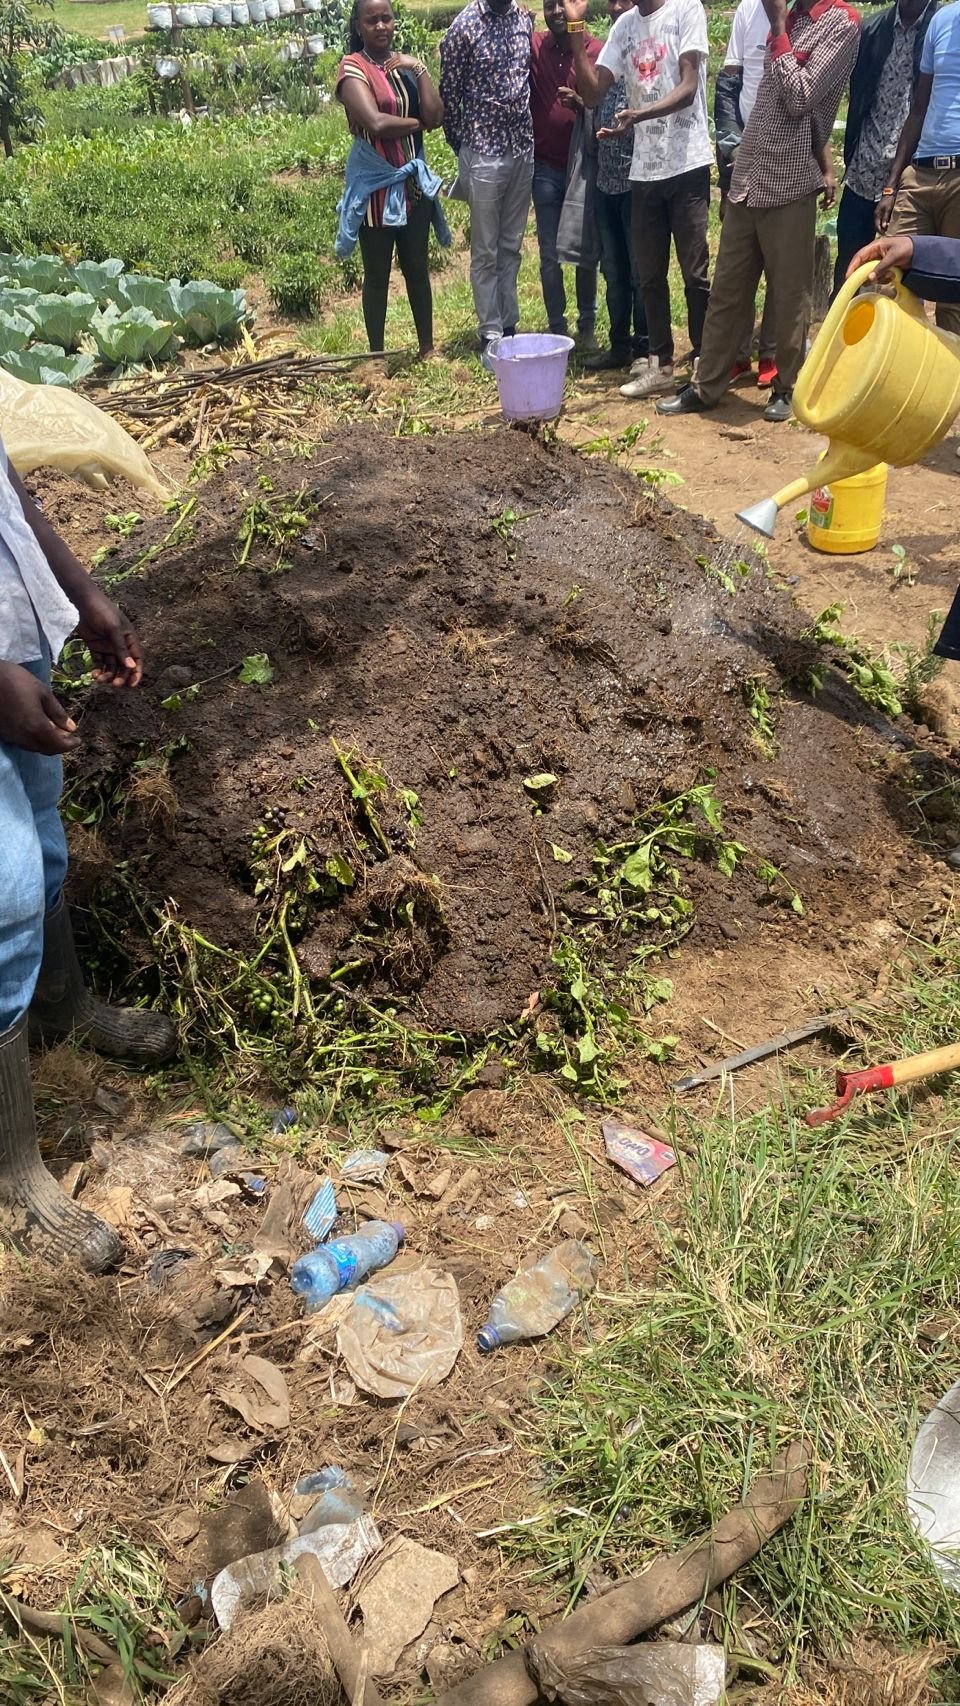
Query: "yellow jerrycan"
737 260 960 537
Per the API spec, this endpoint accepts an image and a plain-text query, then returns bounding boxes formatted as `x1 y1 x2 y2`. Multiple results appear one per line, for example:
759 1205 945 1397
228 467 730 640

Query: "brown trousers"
890 164 960 336
695 192 818 405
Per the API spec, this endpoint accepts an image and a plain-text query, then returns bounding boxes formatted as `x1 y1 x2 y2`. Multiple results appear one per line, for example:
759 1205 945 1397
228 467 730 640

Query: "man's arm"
439 20 468 152
11 468 141 688
599 53 700 138
876 72 932 231
563 0 616 107
762 0 859 119
848 232 960 302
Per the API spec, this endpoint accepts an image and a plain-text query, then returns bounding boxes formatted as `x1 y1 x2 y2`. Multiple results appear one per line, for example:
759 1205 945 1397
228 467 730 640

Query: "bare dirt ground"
4 394 959 1703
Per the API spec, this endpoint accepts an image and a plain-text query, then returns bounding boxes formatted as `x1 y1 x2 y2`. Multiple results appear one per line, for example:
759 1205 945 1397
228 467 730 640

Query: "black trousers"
833 185 878 299
630 166 711 364
357 192 434 353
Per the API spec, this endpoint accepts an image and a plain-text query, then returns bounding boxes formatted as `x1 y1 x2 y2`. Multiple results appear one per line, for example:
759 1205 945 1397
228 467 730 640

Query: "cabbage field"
0 251 250 383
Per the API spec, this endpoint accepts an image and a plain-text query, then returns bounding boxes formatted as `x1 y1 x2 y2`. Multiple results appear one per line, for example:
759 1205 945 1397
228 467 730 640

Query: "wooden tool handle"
890 1041 960 1088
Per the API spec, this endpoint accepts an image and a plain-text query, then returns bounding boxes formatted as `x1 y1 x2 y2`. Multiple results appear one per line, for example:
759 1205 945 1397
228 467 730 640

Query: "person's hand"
875 189 897 233
561 0 589 21
384 52 424 72
72 582 142 688
820 165 837 210
597 107 639 138
0 659 80 755
760 0 787 32
557 84 583 110
846 233 914 284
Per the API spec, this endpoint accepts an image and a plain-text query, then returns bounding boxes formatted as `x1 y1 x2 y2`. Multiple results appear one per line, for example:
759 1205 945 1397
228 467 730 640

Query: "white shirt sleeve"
677 0 709 59
597 11 629 78
726 2 746 69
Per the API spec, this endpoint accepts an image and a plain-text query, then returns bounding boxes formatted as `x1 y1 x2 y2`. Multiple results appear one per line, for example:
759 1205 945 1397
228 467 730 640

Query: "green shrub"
266 252 336 317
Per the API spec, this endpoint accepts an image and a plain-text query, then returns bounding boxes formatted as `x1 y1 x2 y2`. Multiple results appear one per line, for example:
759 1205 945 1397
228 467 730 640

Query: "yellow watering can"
737 261 960 537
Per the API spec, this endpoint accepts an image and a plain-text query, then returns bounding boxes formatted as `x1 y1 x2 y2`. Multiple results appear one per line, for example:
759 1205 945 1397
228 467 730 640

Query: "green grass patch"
507 939 960 1686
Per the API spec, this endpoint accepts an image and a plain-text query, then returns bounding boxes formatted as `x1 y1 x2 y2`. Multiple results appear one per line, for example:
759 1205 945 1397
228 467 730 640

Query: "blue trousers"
0 649 67 1032
532 162 597 336
594 185 647 359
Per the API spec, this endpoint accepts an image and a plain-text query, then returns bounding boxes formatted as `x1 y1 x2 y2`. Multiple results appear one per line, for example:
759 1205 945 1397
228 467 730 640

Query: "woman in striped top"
337 0 445 357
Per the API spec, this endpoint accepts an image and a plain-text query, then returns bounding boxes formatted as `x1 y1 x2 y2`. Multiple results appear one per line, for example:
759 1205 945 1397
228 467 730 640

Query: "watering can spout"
737 496 780 539
735 261 960 534
736 449 879 538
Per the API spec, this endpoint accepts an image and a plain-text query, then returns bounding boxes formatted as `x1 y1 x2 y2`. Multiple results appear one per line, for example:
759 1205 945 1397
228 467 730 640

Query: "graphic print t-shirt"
596 0 712 183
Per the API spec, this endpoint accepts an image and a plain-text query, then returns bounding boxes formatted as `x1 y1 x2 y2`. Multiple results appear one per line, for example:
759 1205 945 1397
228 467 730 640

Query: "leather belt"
915 154 960 170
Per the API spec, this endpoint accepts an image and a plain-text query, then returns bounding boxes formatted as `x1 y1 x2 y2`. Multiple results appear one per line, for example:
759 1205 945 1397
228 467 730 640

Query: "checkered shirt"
731 0 861 209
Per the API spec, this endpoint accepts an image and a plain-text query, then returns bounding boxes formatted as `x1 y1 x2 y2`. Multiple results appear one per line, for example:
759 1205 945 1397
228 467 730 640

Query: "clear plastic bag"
337 1267 463 1398
0 368 167 498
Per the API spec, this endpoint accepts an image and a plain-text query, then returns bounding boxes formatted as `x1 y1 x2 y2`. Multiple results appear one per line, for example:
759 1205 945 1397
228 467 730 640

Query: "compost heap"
63 425 925 1066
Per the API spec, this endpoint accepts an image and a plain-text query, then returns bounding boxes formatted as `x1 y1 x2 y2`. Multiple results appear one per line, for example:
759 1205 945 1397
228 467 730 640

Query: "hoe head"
804 1074 856 1127
736 496 780 539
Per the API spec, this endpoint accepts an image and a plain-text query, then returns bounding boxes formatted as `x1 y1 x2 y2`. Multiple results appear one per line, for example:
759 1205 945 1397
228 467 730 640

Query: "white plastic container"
212 3 232 21
155 53 181 75
194 4 214 21
306 31 324 50
173 3 198 23
278 0 295 12
247 0 266 19
148 4 174 25
231 1 250 20
263 0 279 16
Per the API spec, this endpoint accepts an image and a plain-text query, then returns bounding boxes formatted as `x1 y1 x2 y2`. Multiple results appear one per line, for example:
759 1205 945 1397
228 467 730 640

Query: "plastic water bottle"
290 1220 404 1314
477 1240 598 1353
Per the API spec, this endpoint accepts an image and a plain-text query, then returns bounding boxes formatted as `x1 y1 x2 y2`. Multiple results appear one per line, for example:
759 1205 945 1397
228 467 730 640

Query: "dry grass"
165 1589 341 1706
126 762 179 830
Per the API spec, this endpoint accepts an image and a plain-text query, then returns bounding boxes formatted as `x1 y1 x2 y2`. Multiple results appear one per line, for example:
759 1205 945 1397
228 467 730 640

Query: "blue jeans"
0 648 68 1032
594 185 647 359
532 162 597 336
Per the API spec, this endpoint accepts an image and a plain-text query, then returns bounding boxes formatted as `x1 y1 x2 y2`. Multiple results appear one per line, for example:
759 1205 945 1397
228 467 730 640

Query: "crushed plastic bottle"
477 1240 598 1353
296 1467 368 1534
290 1220 404 1314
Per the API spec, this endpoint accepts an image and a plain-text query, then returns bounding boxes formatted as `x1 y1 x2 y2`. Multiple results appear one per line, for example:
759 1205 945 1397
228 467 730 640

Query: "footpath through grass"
507 933 960 1692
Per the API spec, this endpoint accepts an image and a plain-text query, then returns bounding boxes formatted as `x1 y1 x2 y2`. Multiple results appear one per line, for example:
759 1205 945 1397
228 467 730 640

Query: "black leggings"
357 192 434 353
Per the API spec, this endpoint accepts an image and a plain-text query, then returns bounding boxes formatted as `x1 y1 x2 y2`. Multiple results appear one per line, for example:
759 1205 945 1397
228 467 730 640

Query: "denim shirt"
335 139 452 257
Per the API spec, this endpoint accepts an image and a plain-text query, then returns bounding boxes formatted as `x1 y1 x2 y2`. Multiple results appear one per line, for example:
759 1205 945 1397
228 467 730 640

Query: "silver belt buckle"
934 154 954 170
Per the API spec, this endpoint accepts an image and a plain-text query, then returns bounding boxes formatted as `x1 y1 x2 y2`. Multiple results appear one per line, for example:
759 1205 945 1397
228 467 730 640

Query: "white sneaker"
620 359 675 400
628 355 649 376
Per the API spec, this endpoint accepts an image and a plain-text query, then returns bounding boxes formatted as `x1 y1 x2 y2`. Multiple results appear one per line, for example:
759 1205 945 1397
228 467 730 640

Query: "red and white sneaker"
729 359 753 383
757 358 778 388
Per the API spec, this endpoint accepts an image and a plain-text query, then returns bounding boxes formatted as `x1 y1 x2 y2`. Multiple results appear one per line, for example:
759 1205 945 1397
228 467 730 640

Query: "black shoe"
583 348 631 372
503 326 516 338
763 390 793 423
656 386 709 417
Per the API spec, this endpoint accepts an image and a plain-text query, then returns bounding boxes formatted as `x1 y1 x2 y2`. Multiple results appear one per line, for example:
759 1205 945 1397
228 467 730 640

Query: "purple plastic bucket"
489 333 574 421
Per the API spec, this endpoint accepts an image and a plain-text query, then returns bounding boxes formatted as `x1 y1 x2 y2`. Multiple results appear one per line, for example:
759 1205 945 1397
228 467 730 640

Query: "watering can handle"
819 260 924 338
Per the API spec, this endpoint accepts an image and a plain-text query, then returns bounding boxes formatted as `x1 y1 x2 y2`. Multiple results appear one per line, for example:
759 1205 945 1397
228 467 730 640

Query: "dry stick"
163 1304 254 1395
435 1441 811 1706
0 1588 120 1667
294 1554 384 1706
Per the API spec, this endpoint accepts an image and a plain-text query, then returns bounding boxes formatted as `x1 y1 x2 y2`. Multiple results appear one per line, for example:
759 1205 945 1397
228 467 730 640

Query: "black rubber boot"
0 1015 122 1270
29 896 177 1064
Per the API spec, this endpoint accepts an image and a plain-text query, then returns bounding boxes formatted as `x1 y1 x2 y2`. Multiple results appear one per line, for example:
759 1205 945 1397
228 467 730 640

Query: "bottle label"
809 485 833 530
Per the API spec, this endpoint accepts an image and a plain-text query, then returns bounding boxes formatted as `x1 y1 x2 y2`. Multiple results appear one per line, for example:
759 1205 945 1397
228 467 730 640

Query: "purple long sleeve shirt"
439 0 534 158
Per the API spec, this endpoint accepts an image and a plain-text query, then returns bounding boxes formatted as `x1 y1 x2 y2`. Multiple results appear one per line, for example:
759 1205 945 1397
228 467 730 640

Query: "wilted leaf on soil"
217 1354 290 1434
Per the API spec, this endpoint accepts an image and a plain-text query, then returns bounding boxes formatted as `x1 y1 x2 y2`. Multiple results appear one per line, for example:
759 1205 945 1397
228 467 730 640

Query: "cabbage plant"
0 255 68 292
116 274 179 319
91 305 178 365
71 259 126 306
24 292 97 351
168 280 248 345
0 309 33 357
2 346 98 388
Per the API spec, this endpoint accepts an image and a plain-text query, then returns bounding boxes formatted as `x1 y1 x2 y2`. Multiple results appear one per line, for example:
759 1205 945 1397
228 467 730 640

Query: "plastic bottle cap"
476 1325 501 1354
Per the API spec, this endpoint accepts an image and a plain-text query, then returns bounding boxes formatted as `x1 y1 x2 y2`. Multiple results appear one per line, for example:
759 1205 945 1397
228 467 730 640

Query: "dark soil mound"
65 425 920 1049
